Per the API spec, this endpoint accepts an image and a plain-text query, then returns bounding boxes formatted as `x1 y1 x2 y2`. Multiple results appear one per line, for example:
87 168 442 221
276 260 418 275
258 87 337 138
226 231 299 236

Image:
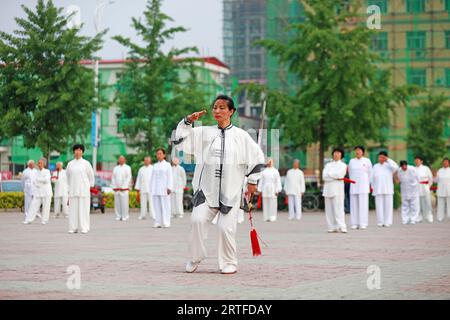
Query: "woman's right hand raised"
187 110 207 123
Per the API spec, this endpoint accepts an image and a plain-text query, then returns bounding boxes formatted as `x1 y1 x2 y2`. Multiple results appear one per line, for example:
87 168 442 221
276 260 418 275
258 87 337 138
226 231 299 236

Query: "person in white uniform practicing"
174 95 265 275
348 146 372 230
284 159 306 220
436 157 450 222
151 148 173 228
66 144 95 234
258 159 282 222
414 155 433 223
23 158 52 225
135 156 155 220
397 160 420 225
21 160 37 219
371 150 398 227
322 148 348 233
171 157 187 218
112 155 132 222
51 162 69 218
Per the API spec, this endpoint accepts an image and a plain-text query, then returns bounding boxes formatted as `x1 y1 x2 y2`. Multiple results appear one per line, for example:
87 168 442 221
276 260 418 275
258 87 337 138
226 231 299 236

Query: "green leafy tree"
113 0 201 157
407 92 450 167
241 0 417 177
0 0 105 162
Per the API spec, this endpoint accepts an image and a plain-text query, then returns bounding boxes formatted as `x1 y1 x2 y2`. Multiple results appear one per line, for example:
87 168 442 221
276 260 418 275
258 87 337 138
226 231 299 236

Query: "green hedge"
0 192 24 210
103 191 140 208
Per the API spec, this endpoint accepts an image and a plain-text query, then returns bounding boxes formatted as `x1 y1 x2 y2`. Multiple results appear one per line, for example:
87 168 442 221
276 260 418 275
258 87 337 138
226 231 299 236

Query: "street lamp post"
92 0 114 174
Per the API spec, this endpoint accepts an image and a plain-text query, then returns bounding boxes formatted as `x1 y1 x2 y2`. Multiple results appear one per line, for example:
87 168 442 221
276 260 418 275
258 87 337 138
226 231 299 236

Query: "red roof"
80 56 229 69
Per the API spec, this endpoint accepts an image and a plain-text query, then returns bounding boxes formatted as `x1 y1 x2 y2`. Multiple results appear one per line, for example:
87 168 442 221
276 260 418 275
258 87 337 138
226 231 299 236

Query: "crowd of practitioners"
258 147 450 233
16 144 450 234
19 144 188 233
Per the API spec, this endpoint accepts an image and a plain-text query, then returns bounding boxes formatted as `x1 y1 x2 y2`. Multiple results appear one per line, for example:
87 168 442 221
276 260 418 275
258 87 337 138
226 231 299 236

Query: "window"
368 0 387 13
406 0 425 13
446 31 450 49
407 68 426 86
446 0 450 12
446 69 450 87
407 31 426 50
370 32 388 51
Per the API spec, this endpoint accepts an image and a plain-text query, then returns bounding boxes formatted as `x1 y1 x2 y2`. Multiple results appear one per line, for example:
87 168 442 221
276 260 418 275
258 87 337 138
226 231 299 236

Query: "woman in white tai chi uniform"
174 95 265 274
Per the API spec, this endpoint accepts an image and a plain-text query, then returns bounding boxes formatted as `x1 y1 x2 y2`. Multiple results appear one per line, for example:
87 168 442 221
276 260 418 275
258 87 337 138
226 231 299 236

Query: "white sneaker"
36 214 42 219
221 265 237 274
41 221 47 225
138 216 144 220
115 217 121 221
153 223 162 228
360 226 367 230
122 217 129 221
68 230 77 234
327 229 338 233
384 224 391 227
185 261 200 273
339 228 348 233
377 224 383 227
81 230 88 234
23 221 31 225
351 225 358 230
163 224 170 228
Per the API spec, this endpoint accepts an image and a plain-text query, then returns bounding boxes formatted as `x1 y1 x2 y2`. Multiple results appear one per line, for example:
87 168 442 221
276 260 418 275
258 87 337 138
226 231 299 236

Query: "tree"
0 0 105 162
407 92 450 167
242 0 417 178
113 0 201 157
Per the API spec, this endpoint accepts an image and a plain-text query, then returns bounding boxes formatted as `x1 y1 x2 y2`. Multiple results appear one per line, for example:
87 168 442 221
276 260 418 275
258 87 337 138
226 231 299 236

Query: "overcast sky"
0 0 223 60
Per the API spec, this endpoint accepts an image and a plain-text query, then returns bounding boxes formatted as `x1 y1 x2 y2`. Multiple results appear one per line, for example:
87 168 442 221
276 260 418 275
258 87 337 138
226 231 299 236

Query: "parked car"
1 180 23 192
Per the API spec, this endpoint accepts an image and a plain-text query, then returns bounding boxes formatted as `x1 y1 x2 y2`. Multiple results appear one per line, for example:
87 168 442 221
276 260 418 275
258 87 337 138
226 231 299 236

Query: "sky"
0 0 223 60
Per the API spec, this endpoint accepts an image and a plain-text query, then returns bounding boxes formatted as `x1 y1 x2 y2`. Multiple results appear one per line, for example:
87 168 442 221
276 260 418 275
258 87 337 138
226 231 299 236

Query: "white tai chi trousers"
26 196 51 223
114 191 129 220
401 197 419 224
417 195 433 223
189 202 239 270
262 197 277 222
54 195 69 217
350 194 369 227
324 195 346 231
288 195 302 220
139 192 155 219
24 193 33 218
68 196 90 232
171 192 184 218
437 196 450 222
153 195 171 227
375 194 393 226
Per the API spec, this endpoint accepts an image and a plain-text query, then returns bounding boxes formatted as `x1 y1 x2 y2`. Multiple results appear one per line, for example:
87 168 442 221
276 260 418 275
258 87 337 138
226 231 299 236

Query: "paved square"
0 209 449 299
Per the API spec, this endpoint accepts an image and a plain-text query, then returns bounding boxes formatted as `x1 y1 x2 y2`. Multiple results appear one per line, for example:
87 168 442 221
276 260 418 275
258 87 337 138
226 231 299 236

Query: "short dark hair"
354 146 365 153
332 147 345 159
378 150 388 157
400 160 408 166
72 144 85 153
156 148 166 155
213 94 235 111
443 157 450 163
414 155 423 161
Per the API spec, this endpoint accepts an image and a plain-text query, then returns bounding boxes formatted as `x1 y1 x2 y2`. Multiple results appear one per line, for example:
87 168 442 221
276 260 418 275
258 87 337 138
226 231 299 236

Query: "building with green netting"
224 0 450 173
0 57 230 176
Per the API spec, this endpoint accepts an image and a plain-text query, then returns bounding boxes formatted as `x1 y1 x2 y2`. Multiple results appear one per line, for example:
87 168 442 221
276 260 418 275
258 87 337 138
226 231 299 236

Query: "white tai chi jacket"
112 164 132 191
174 118 265 214
172 165 187 194
33 168 53 198
284 168 306 196
151 160 173 196
135 165 153 194
437 167 450 197
21 168 37 196
66 158 95 197
349 157 372 194
258 167 282 198
371 159 399 196
322 160 347 198
397 166 419 200
51 169 69 198
415 164 433 196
